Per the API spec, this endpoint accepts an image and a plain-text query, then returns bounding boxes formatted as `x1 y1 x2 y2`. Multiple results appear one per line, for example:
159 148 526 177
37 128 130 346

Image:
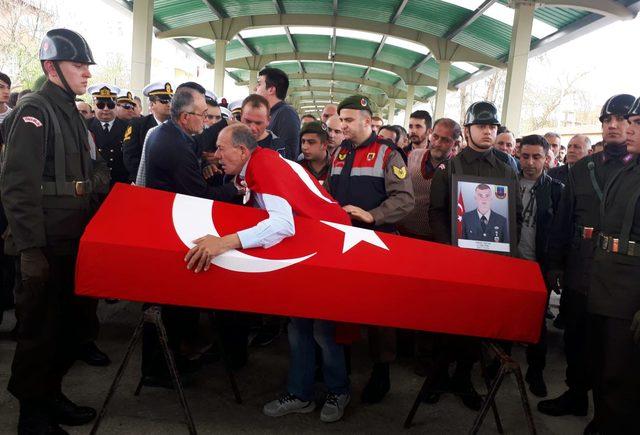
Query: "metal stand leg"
480 349 504 434
90 306 199 435
207 312 242 404
403 374 436 428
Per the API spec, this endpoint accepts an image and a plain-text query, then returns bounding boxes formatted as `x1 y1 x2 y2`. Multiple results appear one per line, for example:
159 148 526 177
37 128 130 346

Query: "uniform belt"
598 234 639 257
41 180 93 197
575 225 598 240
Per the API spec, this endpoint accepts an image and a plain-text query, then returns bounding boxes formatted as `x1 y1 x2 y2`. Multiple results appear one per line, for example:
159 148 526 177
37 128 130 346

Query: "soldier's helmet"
39 28 96 65
624 97 640 119
464 101 500 127
599 94 635 122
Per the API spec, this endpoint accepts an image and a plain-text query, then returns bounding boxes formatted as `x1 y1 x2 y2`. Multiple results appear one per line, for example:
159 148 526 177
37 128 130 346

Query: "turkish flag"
76 184 547 343
457 191 465 238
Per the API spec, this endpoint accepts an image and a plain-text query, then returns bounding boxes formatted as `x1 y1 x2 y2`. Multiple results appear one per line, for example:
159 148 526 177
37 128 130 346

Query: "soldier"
325 94 414 404
115 88 137 122
539 94 636 419
122 81 173 181
428 101 522 410
1 28 110 433
584 96 640 434
87 83 129 186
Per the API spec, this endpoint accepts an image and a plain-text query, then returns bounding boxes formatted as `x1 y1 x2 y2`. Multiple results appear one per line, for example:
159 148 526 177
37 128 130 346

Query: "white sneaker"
263 393 316 417
320 392 350 423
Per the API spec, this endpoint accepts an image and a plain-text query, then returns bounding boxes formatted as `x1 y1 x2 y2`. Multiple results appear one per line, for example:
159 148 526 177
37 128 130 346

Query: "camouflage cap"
338 94 374 115
300 121 328 142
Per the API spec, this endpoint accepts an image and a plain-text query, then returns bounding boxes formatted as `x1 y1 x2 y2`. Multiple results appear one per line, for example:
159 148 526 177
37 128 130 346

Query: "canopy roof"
120 0 638 113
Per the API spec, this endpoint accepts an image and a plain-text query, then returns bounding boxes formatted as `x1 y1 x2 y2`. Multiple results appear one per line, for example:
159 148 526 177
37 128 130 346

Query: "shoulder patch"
22 116 42 127
123 125 133 141
393 165 407 179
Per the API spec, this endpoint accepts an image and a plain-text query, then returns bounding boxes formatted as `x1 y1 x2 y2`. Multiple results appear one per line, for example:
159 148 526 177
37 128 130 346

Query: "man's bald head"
321 104 338 122
325 114 344 151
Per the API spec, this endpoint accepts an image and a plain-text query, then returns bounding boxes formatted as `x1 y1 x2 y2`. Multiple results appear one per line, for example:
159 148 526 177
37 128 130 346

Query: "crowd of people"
0 28 638 435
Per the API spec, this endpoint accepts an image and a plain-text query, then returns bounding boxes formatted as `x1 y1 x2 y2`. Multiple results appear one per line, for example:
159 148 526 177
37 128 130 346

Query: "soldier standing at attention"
1 29 110 433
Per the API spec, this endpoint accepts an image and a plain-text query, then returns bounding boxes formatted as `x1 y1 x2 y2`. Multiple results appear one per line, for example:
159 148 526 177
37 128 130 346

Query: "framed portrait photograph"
450 175 517 256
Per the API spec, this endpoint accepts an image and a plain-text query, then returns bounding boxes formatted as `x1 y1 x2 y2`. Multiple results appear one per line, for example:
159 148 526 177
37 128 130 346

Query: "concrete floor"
0 301 592 435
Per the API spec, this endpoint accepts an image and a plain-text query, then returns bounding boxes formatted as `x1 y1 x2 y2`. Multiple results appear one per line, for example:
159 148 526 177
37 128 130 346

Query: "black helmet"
625 97 640 119
39 28 95 65
599 94 634 122
464 101 500 126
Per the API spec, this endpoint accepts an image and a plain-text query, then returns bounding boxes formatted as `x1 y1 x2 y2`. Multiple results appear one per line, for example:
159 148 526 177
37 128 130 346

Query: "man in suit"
123 81 173 181
548 134 591 185
87 83 129 187
461 183 509 243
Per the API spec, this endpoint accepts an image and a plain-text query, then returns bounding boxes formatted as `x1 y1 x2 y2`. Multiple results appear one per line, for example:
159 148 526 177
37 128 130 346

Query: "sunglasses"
118 103 136 111
153 97 171 105
96 100 115 110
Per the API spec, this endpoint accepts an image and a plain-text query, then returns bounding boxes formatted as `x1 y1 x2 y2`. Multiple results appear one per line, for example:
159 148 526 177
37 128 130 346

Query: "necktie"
481 215 487 233
103 123 109 134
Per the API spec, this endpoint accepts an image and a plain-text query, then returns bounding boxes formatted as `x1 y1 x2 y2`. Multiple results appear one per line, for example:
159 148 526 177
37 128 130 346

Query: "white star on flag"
321 221 389 253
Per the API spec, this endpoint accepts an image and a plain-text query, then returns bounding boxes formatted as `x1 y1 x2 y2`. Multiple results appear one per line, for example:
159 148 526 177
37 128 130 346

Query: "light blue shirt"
235 156 295 249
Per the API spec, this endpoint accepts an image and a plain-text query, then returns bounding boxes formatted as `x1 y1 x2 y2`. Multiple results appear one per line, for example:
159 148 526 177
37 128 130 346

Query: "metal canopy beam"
288 85 409 101
539 0 634 19
155 14 506 68
215 52 439 86
443 0 497 40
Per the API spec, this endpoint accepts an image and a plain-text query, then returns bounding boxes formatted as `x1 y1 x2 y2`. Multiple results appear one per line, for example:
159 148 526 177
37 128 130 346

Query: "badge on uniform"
495 185 507 199
367 152 375 161
123 125 133 141
338 153 347 161
22 116 42 127
392 165 407 179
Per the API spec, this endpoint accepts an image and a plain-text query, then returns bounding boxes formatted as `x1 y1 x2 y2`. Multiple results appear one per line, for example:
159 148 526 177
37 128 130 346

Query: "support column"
502 1 535 135
214 39 228 98
387 98 396 125
130 0 153 113
248 69 258 94
403 85 415 129
434 60 450 120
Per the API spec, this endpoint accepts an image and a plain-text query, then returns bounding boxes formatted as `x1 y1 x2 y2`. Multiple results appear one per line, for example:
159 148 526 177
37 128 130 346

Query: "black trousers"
563 289 590 393
8 251 95 401
588 314 640 433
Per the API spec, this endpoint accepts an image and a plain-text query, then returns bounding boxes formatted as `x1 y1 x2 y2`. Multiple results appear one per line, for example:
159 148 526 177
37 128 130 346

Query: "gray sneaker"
320 392 350 423
263 393 316 417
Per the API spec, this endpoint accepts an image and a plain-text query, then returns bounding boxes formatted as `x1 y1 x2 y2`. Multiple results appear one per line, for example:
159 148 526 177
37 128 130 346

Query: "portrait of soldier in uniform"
461 183 509 243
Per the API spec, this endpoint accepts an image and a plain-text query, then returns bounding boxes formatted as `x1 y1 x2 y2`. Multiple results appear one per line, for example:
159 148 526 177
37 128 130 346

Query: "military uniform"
1 29 109 431
325 95 414 404
122 82 173 181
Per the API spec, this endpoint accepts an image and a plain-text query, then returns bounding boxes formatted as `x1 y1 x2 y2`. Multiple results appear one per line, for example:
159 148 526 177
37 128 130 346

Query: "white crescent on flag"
172 194 316 273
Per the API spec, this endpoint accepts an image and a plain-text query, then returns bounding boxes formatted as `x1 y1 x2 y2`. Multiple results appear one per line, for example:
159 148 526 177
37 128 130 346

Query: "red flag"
244 147 350 225
457 190 465 237
76 184 547 343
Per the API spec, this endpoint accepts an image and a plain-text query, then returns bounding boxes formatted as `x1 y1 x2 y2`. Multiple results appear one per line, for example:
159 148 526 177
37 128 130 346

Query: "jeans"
287 318 349 401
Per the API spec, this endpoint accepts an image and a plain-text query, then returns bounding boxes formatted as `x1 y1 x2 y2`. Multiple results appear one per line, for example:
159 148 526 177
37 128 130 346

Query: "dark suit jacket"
461 209 509 243
89 117 129 185
146 120 238 202
547 164 569 185
123 114 157 181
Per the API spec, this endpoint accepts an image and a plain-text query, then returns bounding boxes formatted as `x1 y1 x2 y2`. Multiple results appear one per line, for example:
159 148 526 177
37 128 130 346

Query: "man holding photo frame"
426 101 522 411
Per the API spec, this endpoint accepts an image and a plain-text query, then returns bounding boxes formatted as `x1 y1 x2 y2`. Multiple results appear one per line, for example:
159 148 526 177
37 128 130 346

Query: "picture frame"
450 174 517 256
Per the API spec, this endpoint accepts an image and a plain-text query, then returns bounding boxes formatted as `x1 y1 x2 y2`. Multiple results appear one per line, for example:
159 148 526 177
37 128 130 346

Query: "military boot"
361 362 390 404
537 389 588 416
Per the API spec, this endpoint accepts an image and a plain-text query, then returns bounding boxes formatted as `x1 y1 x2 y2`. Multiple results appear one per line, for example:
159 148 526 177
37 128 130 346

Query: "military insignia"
165 82 173 94
126 91 133 100
495 185 507 199
392 165 407 179
338 153 347 161
321 122 327 131
360 98 367 107
123 125 133 141
22 116 42 127
98 86 112 98
367 152 375 161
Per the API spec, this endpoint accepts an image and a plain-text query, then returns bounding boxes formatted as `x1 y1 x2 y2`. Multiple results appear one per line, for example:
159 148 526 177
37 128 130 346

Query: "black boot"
537 389 588 416
51 393 96 426
525 368 548 398
361 363 391 404
18 400 68 435
450 373 482 411
76 342 111 367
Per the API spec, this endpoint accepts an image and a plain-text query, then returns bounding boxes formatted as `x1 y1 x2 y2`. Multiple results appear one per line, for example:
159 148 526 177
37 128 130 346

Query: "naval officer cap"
205 90 218 105
142 81 174 98
228 99 243 113
300 120 328 142
116 89 135 105
87 83 120 100
338 94 374 115
220 106 232 120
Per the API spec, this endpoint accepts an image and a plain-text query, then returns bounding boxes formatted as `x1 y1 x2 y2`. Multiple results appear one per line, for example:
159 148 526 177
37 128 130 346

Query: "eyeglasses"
96 100 115 110
118 103 136 111
186 110 208 119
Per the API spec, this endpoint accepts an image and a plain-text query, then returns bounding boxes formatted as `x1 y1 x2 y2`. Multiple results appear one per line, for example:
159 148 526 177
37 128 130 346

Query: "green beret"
338 94 374 115
300 121 328 141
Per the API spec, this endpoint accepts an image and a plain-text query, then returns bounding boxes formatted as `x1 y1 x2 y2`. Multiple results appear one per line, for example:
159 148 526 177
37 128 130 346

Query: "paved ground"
0 300 591 434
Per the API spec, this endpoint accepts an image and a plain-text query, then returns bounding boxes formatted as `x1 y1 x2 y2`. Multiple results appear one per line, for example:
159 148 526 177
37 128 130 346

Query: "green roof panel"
154 0 216 28
395 0 469 37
